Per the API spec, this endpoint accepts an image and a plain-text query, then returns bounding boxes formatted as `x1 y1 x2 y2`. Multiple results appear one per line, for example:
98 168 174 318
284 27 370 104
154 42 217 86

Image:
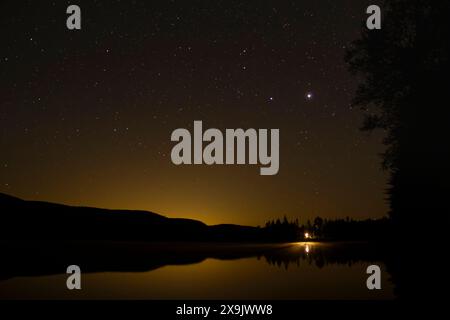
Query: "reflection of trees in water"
0 242 387 281
259 243 385 270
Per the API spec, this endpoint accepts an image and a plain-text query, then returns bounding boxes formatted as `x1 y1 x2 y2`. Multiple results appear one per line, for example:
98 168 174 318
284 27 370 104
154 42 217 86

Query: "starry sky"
0 0 387 226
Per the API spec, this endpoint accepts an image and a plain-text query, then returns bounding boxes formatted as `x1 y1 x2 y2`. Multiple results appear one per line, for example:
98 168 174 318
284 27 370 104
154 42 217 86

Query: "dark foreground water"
0 242 395 299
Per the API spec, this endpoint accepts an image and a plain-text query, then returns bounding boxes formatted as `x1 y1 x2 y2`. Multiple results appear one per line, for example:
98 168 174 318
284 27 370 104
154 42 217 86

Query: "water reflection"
260 242 386 271
0 241 394 299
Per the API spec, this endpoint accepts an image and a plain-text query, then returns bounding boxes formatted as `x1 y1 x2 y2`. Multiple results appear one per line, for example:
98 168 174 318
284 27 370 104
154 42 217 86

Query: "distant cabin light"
304 232 310 239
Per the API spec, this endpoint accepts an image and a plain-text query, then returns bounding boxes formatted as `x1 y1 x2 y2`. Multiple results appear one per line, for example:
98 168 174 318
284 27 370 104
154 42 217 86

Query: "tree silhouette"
346 0 450 237
346 0 450 300
313 217 323 238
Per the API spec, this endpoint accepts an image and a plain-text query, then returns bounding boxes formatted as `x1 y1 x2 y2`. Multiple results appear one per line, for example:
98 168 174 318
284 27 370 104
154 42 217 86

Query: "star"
305 92 314 101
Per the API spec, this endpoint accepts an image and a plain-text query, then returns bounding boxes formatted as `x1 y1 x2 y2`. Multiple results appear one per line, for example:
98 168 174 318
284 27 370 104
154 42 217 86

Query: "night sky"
0 0 387 226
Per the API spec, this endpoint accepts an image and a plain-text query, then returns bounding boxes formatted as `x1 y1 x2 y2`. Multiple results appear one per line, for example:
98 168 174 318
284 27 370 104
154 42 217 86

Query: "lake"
0 242 395 299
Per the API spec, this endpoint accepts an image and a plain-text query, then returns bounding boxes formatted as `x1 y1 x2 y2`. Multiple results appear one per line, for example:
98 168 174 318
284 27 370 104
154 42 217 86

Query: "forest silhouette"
0 192 387 243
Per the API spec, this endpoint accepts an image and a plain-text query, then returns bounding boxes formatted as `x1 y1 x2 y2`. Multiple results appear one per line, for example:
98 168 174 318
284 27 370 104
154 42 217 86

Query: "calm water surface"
0 242 395 299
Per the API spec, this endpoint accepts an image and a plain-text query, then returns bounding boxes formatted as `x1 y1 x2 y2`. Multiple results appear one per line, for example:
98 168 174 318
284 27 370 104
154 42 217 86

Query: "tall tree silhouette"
346 0 450 301
346 0 450 236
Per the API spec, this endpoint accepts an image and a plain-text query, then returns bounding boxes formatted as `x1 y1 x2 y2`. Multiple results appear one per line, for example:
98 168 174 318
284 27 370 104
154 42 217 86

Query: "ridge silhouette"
0 192 264 242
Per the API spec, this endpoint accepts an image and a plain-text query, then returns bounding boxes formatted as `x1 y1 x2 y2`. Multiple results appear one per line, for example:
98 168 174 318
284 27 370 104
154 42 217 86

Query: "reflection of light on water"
294 242 319 254
295 241 319 247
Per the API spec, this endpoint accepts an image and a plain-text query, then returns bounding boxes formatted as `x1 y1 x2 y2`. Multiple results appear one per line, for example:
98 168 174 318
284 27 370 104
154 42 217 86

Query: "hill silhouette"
0 193 263 242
